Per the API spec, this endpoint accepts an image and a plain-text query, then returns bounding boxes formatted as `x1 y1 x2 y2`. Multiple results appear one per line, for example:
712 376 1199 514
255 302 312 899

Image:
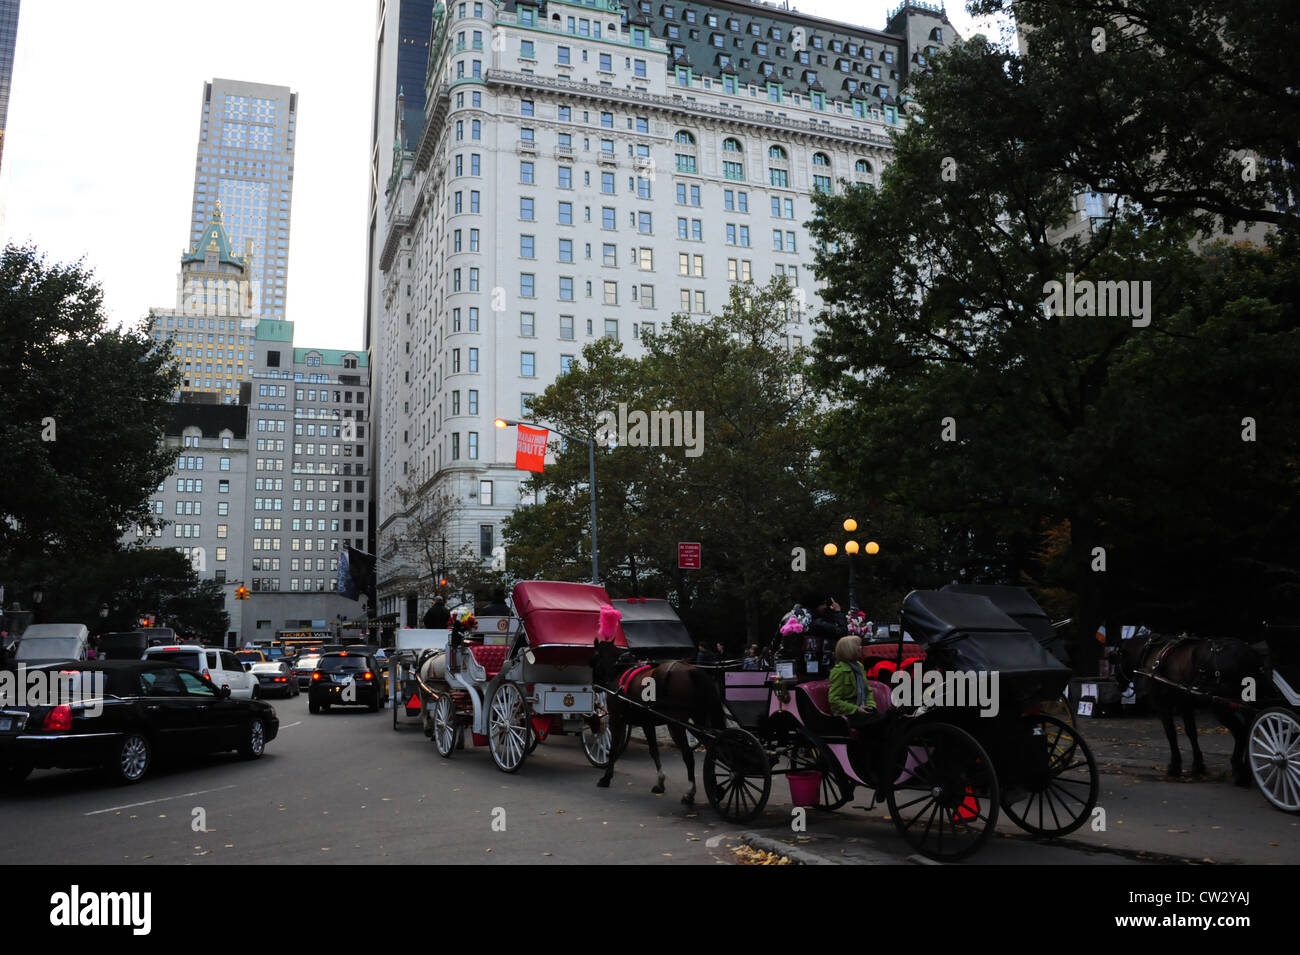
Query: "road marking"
83 785 238 817
281 721 302 729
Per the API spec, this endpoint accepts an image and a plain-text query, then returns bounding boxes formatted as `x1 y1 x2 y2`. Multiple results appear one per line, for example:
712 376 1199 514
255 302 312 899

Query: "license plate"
333 675 353 684
0 717 11 731
542 691 593 712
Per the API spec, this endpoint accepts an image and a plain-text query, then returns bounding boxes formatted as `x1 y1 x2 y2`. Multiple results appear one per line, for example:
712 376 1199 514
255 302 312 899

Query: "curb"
741 831 840 865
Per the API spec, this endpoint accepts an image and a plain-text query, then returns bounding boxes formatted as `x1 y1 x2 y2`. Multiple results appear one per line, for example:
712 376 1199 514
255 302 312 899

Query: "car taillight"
362 672 373 681
274 677 287 682
312 672 323 681
202 670 211 681
43 705 73 732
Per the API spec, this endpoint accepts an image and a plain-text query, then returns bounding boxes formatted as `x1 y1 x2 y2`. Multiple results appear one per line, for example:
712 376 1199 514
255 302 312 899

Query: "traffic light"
235 586 250 600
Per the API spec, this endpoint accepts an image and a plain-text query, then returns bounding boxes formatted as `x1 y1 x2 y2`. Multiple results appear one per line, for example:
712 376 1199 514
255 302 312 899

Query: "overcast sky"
1 0 1004 351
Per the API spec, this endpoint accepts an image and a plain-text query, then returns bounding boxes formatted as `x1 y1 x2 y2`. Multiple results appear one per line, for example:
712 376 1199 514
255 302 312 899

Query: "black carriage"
1249 622 1300 812
701 589 1100 861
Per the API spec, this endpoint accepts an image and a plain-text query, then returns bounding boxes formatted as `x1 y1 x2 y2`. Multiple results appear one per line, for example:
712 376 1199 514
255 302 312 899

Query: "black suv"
308 651 385 714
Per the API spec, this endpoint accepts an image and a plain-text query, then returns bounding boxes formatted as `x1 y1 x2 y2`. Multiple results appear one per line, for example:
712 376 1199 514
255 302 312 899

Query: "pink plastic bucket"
787 771 824 807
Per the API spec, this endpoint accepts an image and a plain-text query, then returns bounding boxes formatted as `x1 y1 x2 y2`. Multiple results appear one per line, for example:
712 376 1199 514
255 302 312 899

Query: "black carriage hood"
615 599 696 655
900 590 1071 689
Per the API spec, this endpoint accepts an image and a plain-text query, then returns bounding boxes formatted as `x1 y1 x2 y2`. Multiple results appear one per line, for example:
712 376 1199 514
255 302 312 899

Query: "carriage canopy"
941 584 1070 664
511 581 629 663
901 590 1072 704
615 598 696 658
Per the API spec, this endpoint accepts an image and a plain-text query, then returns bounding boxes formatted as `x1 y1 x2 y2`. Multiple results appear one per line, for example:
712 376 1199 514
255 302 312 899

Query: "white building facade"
369 0 954 620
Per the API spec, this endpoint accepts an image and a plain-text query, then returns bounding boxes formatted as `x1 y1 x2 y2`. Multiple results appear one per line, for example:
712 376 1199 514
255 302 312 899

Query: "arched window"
855 158 872 175
812 152 831 167
722 137 743 153
768 144 787 160
674 129 696 145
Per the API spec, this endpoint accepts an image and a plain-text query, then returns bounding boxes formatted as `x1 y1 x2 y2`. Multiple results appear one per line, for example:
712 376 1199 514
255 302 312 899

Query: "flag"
515 424 549 472
1095 624 1107 644
339 545 376 601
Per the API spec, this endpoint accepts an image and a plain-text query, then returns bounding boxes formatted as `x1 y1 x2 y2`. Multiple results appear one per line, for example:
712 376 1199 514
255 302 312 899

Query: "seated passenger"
828 636 884 730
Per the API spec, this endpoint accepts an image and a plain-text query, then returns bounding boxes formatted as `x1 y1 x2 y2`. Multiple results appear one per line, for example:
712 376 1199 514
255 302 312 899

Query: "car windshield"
250 663 283 674
295 656 320 668
147 650 204 670
236 651 262 660
317 655 370 672
16 638 83 661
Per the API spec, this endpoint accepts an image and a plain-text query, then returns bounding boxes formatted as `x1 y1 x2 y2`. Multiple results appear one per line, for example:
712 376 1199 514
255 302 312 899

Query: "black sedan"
0 660 278 785
249 661 299 698
308 651 385 713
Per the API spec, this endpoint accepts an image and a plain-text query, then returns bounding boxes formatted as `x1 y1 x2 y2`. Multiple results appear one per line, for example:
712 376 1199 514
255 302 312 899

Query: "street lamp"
496 417 600 585
822 519 879 611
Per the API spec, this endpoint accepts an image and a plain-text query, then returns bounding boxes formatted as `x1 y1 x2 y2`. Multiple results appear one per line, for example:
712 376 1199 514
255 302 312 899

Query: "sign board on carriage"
678 542 701 569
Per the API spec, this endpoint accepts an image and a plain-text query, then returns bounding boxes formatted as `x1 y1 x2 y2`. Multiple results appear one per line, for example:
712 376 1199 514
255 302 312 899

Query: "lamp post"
495 417 600 585
822 519 879 612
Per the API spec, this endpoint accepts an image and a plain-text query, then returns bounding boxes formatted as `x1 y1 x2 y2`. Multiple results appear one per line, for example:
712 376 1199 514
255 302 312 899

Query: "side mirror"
219 685 232 699
242 662 253 671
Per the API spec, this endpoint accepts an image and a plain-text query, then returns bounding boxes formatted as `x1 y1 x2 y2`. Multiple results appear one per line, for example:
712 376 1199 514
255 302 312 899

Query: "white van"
141 645 259 700
14 624 90 665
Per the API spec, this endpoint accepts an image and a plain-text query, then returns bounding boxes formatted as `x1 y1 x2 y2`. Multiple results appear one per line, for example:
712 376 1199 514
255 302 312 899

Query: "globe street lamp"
823 520 879 611
496 417 600 585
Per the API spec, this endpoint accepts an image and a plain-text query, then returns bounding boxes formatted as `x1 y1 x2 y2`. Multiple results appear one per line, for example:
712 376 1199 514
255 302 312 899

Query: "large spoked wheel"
704 728 772 824
581 689 614 768
1036 694 1077 729
488 681 530 773
1001 714 1098 837
1249 706 1300 813
886 721 999 862
432 692 457 758
788 727 853 810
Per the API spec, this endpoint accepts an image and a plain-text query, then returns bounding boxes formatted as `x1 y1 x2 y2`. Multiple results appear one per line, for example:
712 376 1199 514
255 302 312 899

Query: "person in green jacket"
828 636 884 730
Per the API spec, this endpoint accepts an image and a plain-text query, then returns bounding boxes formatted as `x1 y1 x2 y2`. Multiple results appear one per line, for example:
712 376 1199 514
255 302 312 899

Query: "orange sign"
515 424 549 472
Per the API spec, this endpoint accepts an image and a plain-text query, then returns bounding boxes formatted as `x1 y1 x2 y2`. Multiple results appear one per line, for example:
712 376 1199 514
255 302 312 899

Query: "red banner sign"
515 424 549 472
678 542 701 569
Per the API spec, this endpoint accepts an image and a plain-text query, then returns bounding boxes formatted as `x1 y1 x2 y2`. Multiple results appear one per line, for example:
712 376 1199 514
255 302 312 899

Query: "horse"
590 637 728 805
1109 631 1263 785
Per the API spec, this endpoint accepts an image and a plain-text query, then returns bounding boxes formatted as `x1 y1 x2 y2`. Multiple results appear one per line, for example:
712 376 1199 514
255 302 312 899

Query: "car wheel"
309 699 320 715
238 718 266 760
106 733 152 785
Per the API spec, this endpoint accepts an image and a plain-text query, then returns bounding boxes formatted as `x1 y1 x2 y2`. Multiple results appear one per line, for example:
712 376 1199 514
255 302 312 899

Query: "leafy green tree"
0 245 180 579
807 28 1300 656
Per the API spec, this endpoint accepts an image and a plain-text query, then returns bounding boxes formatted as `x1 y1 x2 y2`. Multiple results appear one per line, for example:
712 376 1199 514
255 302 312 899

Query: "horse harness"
1134 634 1234 701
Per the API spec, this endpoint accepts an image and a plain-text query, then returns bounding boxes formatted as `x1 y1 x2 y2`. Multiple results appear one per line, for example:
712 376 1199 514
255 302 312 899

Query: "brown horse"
1109 632 1263 784
590 638 727 804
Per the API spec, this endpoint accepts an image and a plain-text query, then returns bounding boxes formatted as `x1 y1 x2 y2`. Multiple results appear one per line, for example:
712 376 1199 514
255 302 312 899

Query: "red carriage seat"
469 644 508 679
861 642 925 682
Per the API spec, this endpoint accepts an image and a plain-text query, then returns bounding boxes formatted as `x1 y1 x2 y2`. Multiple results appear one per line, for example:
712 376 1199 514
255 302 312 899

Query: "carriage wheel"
1036 694 1076 729
1001 714 1098 837
1249 706 1300 813
581 689 614 768
886 721 1000 862
488 682 530 773
788 728 853 810
704 728 772 824
432 692 457 759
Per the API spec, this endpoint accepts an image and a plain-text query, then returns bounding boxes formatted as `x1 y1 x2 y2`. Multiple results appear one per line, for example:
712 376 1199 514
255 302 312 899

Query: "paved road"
3 704 1294 865
0 695 732 865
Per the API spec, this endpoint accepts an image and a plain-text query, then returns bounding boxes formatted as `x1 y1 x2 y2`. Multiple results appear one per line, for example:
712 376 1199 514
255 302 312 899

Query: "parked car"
249 661 298 698
13 624 90 665
292 655 321 689
0 660 278 785
308 651 384 714
140 645 259 700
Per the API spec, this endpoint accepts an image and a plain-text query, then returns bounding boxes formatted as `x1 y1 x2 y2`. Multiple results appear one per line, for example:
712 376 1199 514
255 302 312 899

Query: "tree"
504 279 834 645
0 245 180 579
807 29 1300 657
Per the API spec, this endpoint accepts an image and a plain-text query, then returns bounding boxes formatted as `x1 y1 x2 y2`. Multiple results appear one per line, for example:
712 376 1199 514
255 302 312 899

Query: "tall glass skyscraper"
0 0 20 174
188 78 297 320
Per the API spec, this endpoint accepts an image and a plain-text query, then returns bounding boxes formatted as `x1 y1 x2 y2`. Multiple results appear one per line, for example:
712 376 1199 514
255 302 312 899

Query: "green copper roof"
255 319 295 342
182 207 246 269
295 348 368 368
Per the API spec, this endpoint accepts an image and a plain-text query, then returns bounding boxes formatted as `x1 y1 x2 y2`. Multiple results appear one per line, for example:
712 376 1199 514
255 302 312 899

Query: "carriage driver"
828 636 885 730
